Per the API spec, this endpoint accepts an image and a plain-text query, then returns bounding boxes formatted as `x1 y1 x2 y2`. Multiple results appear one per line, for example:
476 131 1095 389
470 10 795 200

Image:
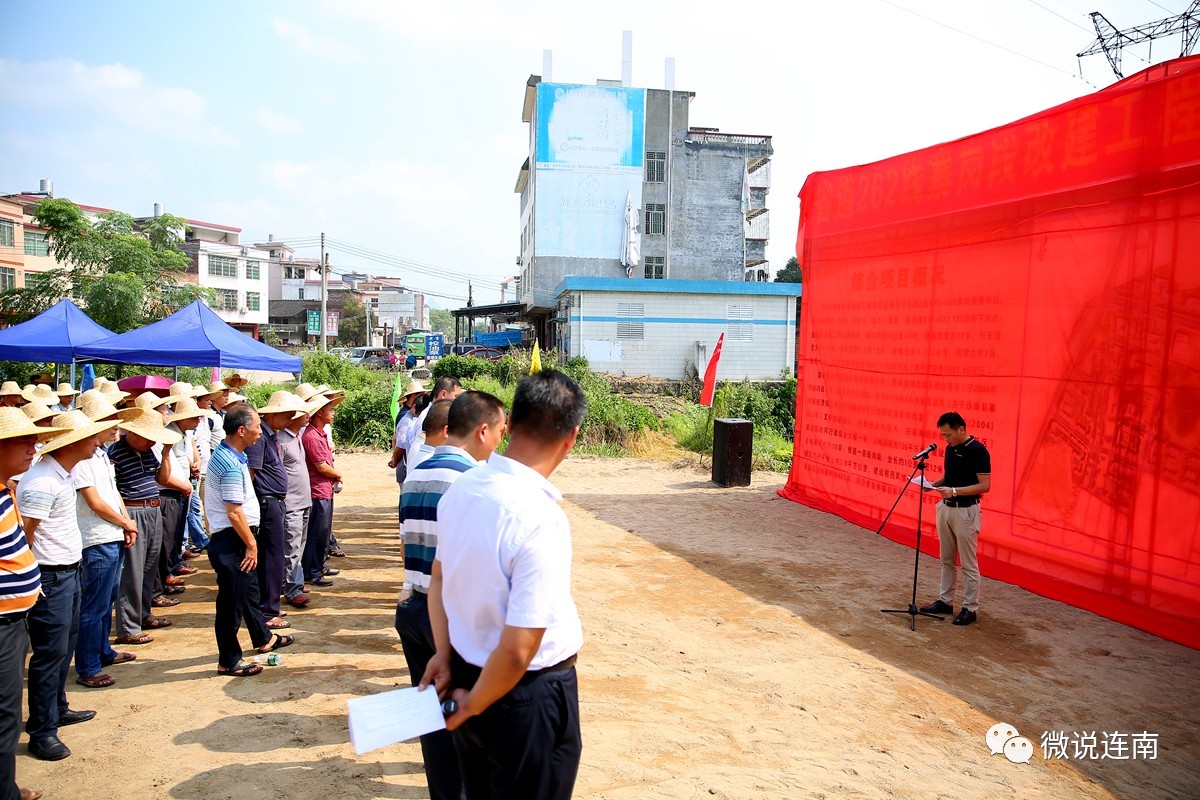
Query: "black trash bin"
712 418 753 487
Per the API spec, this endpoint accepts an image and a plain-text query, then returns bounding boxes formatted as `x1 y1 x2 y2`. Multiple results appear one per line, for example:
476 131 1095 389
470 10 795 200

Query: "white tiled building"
179 217 270 335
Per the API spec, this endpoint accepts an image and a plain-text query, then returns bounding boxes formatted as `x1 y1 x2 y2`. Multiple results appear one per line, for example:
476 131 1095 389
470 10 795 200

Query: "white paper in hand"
910 476 937 490
347 686 446 755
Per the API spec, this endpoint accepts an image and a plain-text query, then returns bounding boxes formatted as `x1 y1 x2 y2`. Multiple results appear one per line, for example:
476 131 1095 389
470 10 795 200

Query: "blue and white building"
555 278 800 380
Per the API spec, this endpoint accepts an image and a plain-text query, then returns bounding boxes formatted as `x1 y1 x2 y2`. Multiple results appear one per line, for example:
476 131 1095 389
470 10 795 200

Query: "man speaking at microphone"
919 412 991 626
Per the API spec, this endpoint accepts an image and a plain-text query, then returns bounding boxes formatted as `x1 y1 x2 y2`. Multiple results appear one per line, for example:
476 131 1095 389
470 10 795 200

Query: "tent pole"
173 366 179 381
70 360 76 389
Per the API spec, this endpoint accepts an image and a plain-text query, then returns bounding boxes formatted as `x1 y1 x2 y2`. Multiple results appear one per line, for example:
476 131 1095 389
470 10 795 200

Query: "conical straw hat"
39 410 119 455
117 407 183 446
0 407 67 442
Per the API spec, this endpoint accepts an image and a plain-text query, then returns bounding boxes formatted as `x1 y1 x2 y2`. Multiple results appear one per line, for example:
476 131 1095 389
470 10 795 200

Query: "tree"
338 294 367 346
0 198 210 331
429 307 456 340
775 257 802 284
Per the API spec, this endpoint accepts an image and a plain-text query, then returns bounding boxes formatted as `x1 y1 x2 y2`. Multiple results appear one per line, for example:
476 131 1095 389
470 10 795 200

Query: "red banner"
781 56 1200 649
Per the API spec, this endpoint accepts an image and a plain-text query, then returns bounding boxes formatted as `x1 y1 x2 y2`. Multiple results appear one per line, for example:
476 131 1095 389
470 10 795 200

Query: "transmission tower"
1077 0 1200 78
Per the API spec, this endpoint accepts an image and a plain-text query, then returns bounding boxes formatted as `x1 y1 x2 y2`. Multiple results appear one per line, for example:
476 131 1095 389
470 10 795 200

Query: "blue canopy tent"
0 298 116 363
75 300 301 373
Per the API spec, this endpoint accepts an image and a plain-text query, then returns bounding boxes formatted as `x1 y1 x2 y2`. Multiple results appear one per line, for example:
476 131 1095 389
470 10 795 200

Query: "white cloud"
0 58 232 146
256 107 304 133
271 17 368 65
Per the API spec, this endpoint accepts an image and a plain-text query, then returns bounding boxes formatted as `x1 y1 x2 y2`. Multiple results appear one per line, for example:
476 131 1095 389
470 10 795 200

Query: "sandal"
114 634 154 645
142 616 172 629
163 585 186 595
328 548 346 558
152 595 180 607
216 661 263 677
265 617 291 629
259 634 295 653
102 652 136 666
75 673 115 688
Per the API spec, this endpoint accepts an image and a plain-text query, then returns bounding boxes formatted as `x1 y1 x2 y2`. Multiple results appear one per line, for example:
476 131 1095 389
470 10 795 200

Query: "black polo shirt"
943 436 991 488
245 423 288 498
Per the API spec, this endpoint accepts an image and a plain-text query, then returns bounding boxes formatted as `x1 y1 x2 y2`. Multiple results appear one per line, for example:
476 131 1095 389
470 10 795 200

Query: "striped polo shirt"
0 486 41 617
399 445 478 592
205 441 259 531
109 437 161 501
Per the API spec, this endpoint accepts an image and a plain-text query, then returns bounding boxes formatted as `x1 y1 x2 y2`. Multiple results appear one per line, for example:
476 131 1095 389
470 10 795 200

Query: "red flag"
699 333 724 406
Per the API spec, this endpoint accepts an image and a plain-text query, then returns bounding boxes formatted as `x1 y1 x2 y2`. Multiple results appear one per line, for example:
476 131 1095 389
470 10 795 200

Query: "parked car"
329 346 351 359
347 346 393 368
460 346 505 362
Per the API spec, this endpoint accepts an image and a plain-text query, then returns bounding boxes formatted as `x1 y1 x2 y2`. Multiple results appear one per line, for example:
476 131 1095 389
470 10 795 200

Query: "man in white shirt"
421 371 586 800
403 377 462 472
18 410 116 761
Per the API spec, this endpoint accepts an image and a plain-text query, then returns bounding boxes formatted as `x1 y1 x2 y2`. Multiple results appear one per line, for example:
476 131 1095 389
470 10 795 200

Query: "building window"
727 303 754 342
208 255 237 278
245 260 260 280
246 291 260 311
644 257 664 280
284 265 304 279
23 230 49 257
214 288 238 310
0 267 14 292
645 151 666 183
616 302 644 340
644 204 666 235
0 219 13 248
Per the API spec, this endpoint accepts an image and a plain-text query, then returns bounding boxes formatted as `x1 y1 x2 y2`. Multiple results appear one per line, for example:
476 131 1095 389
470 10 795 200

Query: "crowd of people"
2 365 591 800
0 374 352 800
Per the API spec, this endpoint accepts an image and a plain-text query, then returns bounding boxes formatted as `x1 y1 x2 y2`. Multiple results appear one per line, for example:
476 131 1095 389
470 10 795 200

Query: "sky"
0 0 1188 306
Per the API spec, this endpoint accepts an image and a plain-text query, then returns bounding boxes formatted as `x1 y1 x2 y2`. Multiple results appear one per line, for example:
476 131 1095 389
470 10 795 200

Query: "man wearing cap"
246 393 294 628
0 382 25 408
0 408 62 799
50 385 77 414
205 405 293 677
17 410 115 761
302 396 341 589
109 408 181 645
72 394 140 689
277 397 312 609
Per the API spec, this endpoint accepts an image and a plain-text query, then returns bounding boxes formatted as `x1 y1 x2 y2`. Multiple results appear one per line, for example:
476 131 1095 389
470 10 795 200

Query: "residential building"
514 75 773 345
556 277 799 380
0 198 23 298
175 212 270 336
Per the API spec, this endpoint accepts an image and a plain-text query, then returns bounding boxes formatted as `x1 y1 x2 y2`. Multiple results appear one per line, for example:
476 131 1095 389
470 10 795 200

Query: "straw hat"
169 381 207 399
226 373 248 388
78 392 122 422
258 391 308 416
56 383 78 396
225 391 248 405
401 380 425 399
0 407 67 442
168 397 208 422
204 381 229 397
294 383 321 401
117 407 183 446
96 381 129 402
22 401 55 424
22 384 58 405
39 410 119 456
133 391 171 410
0 381 24 397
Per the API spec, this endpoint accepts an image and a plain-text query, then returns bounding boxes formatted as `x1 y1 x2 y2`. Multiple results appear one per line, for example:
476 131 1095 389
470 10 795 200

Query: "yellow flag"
529 340 542 374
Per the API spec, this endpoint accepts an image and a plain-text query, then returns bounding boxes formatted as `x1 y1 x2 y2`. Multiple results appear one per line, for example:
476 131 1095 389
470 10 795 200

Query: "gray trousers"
936 502 982 613
283 507 310 599
116 504 163 637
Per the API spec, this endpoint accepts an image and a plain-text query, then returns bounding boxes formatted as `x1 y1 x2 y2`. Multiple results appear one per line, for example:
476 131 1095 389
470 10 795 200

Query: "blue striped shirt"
205 441 259 531
109 437 161 500
399 446 478 592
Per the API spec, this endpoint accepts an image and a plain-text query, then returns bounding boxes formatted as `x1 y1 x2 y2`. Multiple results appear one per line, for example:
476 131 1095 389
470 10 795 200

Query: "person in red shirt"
301 398 341 588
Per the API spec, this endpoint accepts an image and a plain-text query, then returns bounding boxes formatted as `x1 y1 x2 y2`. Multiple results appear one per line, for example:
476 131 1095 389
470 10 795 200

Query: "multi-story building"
514 74 773 344
174 211 270 336
0 198 24 298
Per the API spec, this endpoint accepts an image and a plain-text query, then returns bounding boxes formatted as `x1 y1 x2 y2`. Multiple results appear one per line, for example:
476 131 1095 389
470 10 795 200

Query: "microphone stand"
880 452 945 630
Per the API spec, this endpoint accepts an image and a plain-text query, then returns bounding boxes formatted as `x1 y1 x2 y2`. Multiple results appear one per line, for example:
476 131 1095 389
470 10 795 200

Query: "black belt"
260 493 286 501
124 498 160 508
943 497 980 507
40 561 81 572
0 611 29 625
213 525 259 536
159 489 184 498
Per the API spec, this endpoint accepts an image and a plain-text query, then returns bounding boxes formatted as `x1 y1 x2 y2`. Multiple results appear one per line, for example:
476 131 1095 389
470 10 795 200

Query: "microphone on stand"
912 443 937 461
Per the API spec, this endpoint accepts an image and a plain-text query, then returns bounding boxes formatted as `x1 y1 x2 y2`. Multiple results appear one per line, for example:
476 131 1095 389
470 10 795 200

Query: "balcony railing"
687 131 772 147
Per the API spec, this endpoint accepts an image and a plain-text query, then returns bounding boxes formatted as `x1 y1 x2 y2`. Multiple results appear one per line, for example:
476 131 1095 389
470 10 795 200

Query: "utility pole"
1077 1 1200 78
467 280 473 308
364 296 371 347
319 232 328 353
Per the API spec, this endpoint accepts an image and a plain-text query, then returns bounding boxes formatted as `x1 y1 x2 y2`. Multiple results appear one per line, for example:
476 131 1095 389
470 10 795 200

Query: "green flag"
389 371 403 424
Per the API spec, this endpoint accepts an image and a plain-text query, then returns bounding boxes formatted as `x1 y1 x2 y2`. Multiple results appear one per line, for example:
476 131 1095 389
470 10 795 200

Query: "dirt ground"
17 452 1200 799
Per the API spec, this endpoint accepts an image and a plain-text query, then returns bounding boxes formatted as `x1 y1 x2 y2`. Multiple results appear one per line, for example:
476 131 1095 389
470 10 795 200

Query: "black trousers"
207 527 271 669
25 566 81 742
155 491 185 597
255 496 286 621
451 653 581 800
0 615 28 800
395 593 464 800
302 498 332 582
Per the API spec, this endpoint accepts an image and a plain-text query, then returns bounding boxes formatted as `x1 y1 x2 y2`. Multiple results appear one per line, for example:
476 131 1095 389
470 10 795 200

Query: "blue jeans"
26 565 81 741
186 483 208 550
75 542 122 678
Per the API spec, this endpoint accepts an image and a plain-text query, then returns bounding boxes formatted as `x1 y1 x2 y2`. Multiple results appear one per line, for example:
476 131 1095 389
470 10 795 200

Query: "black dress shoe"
952 609 977 626
310 577 334 587
58 708 96 726
920 600 953 615
28 735 71 761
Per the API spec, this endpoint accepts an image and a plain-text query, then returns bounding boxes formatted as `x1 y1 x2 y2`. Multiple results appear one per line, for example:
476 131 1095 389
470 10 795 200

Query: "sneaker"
919 600 953 615
952 609 977 626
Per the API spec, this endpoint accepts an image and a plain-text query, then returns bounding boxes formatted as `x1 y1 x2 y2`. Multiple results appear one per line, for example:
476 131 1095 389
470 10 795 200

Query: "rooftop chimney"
621 31 633 87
